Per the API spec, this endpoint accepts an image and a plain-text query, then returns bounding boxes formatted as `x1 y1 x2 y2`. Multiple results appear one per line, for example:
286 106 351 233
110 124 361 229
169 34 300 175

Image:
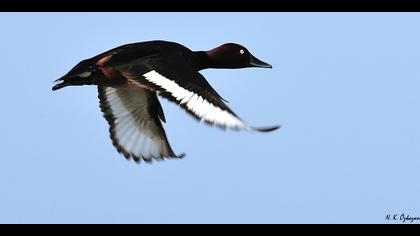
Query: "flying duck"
52 40 279 163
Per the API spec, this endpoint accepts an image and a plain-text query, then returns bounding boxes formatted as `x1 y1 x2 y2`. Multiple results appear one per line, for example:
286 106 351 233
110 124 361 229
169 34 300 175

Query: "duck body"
53 40 279 163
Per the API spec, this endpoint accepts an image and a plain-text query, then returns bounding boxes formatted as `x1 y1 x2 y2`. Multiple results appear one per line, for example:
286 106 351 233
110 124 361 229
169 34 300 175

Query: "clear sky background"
0 13 419 224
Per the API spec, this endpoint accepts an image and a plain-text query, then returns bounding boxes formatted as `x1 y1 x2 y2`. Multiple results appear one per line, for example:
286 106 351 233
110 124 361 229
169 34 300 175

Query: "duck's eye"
239 49 245 54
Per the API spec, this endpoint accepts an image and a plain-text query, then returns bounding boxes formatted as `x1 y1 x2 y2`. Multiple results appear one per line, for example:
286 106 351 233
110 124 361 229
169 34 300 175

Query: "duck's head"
206 43 272 69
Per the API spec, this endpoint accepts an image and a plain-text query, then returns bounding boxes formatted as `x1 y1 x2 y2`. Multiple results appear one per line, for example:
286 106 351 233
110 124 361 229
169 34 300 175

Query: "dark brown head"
205 43 272 69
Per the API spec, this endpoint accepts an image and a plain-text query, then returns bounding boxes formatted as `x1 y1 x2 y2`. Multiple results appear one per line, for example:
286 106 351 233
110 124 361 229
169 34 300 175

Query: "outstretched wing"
98 84 184 163
106 54 279 132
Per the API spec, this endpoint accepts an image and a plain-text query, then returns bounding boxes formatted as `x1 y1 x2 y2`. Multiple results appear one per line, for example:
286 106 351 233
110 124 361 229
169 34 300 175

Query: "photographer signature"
386 213 420 223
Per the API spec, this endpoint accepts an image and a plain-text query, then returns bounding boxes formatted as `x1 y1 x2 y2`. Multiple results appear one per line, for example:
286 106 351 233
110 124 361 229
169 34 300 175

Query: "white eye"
240 49 245 54
78 71 92 78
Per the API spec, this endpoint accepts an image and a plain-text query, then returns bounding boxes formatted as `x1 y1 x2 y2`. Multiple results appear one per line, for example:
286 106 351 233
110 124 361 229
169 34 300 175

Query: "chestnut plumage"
53 40 279 163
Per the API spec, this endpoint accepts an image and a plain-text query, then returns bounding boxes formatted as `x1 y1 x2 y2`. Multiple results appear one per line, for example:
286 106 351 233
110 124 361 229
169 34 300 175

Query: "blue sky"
0 13 419 223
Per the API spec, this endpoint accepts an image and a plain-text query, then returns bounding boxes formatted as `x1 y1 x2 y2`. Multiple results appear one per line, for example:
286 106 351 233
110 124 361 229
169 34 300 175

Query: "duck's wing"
104 54 279 132
98 84 184 163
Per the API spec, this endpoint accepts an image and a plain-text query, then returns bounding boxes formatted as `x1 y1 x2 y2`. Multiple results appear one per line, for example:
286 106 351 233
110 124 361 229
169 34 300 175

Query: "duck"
52 40 279 163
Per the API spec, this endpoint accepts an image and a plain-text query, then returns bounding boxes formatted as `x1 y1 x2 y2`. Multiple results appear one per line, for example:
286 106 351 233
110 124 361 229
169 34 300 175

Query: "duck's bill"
249 54 272 68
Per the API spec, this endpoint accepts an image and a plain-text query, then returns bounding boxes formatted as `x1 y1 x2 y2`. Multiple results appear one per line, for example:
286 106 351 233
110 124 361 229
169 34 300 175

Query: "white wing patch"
101 85 175 162
142 70 252 130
